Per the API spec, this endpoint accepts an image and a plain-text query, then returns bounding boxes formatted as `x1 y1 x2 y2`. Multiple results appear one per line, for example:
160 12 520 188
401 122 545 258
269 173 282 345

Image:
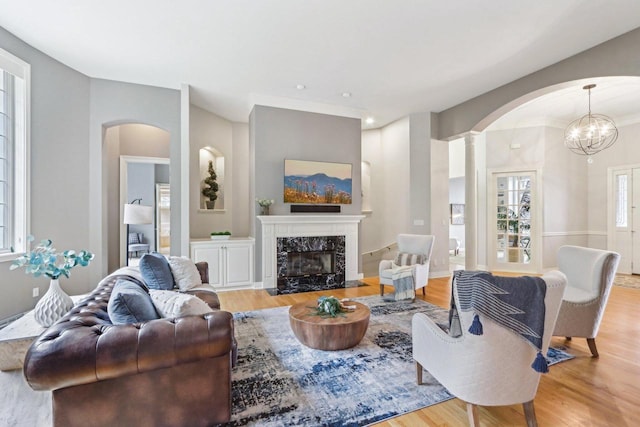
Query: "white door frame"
606 163 640 274
119 155 170 266
487 167 543 273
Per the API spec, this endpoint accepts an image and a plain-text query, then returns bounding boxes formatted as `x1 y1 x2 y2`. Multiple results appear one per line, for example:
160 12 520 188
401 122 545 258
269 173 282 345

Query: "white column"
464 133 478 270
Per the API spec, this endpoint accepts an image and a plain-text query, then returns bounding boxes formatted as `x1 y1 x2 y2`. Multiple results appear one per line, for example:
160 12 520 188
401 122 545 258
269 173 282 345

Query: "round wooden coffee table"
289 301 370 351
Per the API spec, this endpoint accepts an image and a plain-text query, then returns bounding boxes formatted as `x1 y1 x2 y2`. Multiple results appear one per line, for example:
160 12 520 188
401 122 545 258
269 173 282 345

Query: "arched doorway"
453 76 640 272
103 122 170 270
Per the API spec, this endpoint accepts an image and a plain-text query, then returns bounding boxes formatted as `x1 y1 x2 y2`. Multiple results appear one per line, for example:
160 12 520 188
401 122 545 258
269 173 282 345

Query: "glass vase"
260 205 270 215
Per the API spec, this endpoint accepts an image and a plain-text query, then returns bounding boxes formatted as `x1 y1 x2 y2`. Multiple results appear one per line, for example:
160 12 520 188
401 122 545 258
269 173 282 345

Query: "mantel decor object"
257 198 274 216
10 236 94 327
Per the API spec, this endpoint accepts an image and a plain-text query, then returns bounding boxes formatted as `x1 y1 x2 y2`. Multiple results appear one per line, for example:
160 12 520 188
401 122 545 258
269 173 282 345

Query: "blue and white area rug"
224 296 574 426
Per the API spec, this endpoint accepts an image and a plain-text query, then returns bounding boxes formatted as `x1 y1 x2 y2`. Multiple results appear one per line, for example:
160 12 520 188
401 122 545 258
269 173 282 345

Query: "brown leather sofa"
23 263 235 427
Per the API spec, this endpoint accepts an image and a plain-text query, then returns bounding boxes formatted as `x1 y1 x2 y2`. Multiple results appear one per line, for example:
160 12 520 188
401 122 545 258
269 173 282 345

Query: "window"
0 48 29 261
615 174 628 228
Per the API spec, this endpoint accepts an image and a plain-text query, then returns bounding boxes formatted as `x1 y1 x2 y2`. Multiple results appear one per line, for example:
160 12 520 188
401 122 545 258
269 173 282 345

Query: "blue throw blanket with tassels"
449 270 550 373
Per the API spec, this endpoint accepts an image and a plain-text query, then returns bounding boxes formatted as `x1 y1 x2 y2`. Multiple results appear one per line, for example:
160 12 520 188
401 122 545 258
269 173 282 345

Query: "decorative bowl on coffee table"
288 301 370 350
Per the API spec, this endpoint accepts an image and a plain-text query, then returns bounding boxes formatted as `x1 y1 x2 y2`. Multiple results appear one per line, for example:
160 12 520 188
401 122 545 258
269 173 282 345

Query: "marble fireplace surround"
258 215 365 289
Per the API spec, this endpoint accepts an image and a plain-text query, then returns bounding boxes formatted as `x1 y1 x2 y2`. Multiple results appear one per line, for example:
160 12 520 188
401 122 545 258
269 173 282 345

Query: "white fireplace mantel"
258 215 365 289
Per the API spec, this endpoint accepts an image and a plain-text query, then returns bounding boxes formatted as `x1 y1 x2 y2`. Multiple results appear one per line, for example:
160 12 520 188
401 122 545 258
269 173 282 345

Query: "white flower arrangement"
256 198 274 207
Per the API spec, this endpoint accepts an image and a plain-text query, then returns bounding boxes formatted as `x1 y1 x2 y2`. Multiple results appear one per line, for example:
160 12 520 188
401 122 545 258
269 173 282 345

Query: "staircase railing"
362 241 398 278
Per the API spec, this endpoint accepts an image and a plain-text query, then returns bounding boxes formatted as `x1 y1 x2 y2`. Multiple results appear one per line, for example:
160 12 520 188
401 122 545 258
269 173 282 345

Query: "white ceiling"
1 0 640 128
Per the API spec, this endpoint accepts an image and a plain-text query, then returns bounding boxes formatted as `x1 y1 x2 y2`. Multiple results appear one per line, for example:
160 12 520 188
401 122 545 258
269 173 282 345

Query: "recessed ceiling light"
342 92 351 98
296 84 306 90
365 117 375 125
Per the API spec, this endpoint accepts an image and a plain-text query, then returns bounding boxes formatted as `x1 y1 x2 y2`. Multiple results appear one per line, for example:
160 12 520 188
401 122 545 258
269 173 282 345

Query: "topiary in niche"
202 160 219 209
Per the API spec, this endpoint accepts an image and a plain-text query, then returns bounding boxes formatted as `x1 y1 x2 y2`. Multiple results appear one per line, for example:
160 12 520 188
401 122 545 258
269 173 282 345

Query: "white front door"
633 169 640 273
610 168 636 274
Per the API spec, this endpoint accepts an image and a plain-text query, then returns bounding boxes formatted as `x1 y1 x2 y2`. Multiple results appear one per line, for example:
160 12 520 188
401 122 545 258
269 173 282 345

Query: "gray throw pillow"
107 279 160 324
395 252 426 266
139 252 175 290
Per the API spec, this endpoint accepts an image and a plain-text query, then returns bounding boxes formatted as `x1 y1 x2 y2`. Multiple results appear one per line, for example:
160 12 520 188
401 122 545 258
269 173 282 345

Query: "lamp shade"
123 203 154 225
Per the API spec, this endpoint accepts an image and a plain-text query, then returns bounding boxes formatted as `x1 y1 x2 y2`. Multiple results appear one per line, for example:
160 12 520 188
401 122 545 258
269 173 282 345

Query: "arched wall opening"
102 122 170 271
443 75 640 272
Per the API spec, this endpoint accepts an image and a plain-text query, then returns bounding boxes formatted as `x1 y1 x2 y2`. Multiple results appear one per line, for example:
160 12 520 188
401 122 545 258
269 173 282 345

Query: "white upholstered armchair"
379 234 435 297
412 270 567 426
553 245 620 357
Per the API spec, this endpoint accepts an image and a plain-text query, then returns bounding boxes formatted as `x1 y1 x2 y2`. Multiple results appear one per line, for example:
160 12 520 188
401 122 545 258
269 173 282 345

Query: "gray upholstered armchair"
379 234 435 297
128 232 150 258
553 245 620 357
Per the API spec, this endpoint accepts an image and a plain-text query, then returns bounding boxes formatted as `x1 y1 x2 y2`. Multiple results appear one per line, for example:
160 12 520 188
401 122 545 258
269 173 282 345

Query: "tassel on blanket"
468 314 483 335
531 351 549 373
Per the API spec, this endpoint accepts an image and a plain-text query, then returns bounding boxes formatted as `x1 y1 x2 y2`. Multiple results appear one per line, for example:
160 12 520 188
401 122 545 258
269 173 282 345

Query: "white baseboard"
211 283 256 292
429 270 451 279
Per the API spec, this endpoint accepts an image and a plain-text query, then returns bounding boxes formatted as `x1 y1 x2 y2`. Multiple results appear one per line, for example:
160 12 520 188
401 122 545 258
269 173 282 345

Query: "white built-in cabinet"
190 238 254 290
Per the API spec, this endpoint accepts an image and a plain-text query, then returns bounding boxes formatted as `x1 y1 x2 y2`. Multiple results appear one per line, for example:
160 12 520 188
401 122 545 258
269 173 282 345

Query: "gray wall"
155 163 170 183
0 26 91 320
380 117 411 241
361 129 384 253
231 121 251 237
408 113 431 235
250 106 362 280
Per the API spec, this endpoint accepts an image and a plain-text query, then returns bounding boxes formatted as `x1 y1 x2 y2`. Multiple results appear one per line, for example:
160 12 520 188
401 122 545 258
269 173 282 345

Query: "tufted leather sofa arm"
23 275 234 392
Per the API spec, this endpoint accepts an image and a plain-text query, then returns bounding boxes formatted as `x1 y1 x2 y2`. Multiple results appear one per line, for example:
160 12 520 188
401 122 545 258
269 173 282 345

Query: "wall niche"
199 146 225 211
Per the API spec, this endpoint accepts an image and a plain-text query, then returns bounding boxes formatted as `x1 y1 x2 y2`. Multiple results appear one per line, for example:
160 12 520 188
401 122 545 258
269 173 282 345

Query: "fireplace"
277 236 345 293
258 215 365 291
286 251 335 277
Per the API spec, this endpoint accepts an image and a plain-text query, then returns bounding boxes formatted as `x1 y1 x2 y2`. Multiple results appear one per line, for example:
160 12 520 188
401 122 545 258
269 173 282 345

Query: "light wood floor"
218 276 640 426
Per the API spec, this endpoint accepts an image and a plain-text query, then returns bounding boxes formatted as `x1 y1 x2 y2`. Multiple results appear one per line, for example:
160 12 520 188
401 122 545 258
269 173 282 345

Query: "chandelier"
564 84 618 163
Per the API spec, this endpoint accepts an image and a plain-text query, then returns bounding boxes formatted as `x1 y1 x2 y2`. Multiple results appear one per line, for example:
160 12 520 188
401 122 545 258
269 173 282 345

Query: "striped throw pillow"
395 252 426 266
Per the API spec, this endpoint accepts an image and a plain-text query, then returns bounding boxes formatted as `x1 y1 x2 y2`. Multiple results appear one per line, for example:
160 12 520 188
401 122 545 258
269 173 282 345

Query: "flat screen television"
284 159 352 205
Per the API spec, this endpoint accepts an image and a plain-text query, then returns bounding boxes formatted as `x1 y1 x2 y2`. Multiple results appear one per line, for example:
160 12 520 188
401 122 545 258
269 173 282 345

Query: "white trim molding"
429 270 452 279
0 47 30 262
542 231 607 237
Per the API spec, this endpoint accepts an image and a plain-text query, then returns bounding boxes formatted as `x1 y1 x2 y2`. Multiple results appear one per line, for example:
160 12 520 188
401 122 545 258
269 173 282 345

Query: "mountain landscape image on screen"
284 167 352 205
